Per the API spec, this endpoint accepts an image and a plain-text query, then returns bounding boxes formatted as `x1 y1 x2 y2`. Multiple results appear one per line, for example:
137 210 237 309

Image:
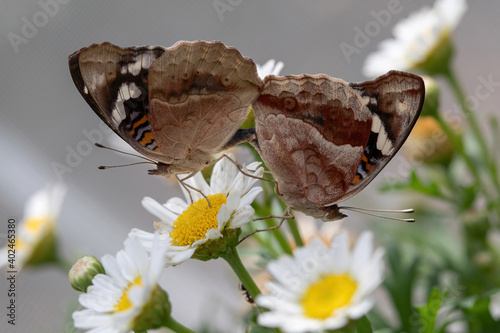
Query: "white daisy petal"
216 204 232 228
183 171 212 200
205 228 222 240
168 248 196 264
73 235 169 333
363 0 467 77
142 197 178 225
0 184 66 270
141 155 263 265
164 197 189 216
257 231 384 332
154 220 174 234
240 187 263 207
228 206 255 229
257 59 285 79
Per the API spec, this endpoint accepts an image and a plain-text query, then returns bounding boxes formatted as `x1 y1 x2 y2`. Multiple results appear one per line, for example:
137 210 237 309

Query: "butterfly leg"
175 174 212 207
221 154 276 184
238 206 294 244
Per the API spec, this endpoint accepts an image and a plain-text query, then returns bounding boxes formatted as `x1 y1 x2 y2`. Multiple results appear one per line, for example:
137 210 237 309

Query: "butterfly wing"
147 41 262 165
342 70 424 201
253 74 374 214
68 42 170 163
253 71 424 218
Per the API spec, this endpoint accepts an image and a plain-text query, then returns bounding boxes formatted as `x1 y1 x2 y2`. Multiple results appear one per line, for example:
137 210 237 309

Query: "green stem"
221 246 261 300
434 113 482 187
267 219 293 255
252 200 293 256
443 67 500 195
162 317 196 333
287 218 304 247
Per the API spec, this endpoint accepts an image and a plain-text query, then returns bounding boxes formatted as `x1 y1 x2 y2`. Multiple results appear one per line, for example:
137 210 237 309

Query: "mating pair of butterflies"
68 41 424 221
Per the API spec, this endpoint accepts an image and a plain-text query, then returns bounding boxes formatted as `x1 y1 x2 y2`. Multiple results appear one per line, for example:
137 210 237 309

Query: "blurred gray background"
1 1 499 332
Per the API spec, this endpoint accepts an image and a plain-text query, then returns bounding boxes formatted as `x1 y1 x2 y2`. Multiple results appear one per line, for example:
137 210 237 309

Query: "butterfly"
68 41 262 177
251 71 425 220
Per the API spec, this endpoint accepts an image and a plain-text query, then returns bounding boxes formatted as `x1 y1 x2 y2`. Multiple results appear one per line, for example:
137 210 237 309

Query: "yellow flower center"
115 276 143 312
25 217 53 234
301 273 358 319
14 217 54 252
170 194 227 247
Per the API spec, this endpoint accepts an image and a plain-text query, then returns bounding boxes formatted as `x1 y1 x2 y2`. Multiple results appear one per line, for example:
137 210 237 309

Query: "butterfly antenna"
338 206 415 223
94 143 156 163
98 161 155 170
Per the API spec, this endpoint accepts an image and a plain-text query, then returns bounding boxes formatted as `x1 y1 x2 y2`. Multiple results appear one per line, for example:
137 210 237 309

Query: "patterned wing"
68 42 170 163
253 74 374 213
147 41 262 162
343 70 425 201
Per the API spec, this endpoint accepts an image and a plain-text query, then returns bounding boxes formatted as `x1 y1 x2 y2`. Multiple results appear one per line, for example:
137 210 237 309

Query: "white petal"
228 206 255 229
346 298 375 319
490 291 500 320
329 231 351 273
167 248 196 264
240 187 263 207
205 228 222 240
350 231 374 280
154 220 174 235
164 197 189 216
182 171 212 200
142 197 178 224
211 154 238 194
217 204 232 228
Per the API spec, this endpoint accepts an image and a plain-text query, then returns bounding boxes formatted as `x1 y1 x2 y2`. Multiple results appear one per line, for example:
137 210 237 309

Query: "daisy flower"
131 154 264 264
363 0 467 77
256 59 284 79
248 213 344 296
256 231 384 332
0 183 66 270
72 234 171 333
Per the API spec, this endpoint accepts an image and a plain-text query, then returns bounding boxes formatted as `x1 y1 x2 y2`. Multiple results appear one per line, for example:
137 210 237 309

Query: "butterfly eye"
283 97 296 111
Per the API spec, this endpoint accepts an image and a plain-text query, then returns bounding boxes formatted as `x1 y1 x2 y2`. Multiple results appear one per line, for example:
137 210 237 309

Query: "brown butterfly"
68 41 262 177
251 71 425 221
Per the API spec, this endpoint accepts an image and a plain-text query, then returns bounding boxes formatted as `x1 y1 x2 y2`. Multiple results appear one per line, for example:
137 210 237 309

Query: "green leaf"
328 316 373 333
353 316 374 333
383 243 420 333
460 296 500 332
415 288 445 333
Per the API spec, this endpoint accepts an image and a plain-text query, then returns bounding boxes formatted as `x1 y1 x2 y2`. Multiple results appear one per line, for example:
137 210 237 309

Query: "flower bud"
404 116 455 165
69 256 105 292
